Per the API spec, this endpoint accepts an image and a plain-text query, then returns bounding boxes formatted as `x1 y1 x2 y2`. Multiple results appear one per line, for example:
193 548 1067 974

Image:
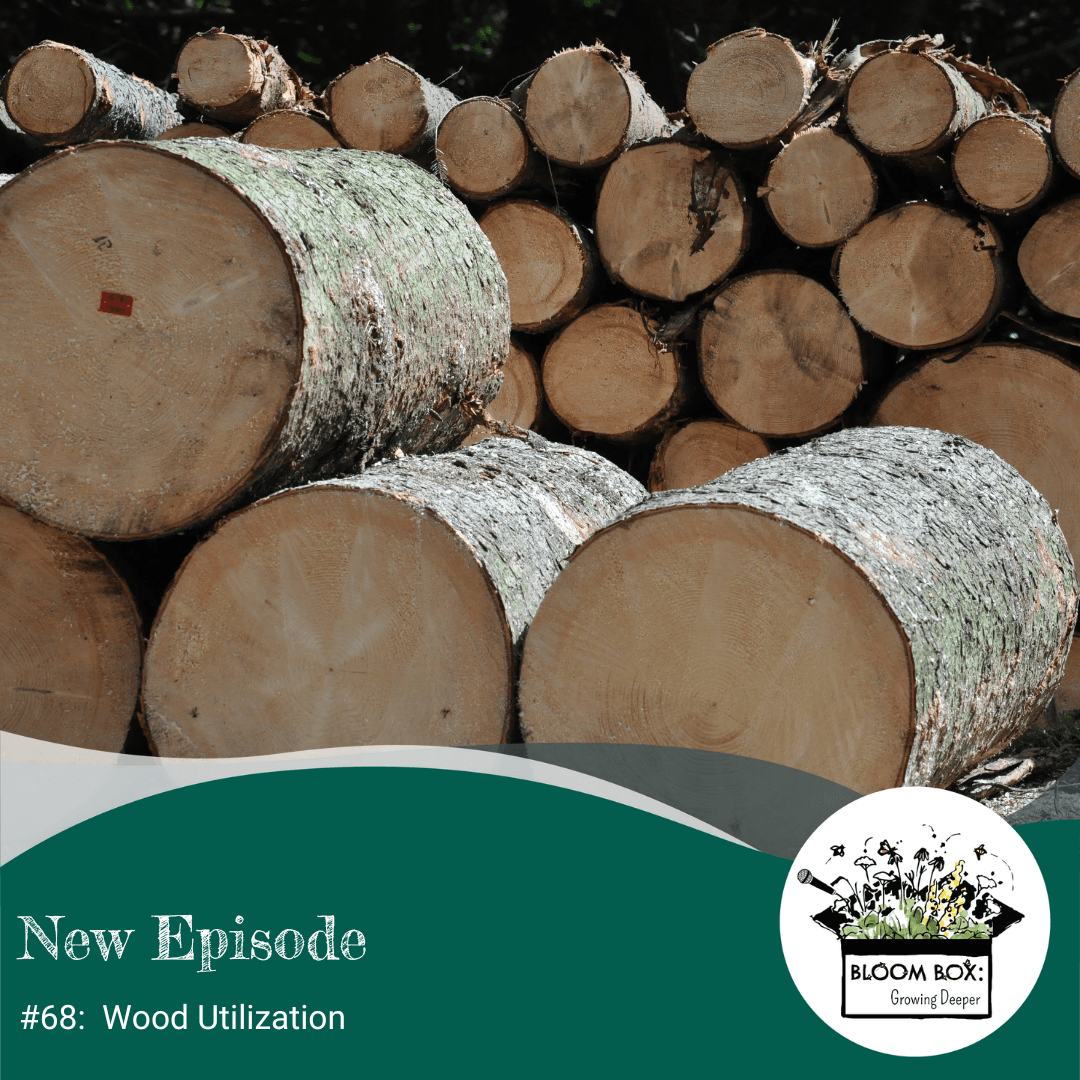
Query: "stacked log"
173 29 303 126
143 435 644 756
2 41 182 145
326 55 457 154
1 503 142 752
518 428 1077 794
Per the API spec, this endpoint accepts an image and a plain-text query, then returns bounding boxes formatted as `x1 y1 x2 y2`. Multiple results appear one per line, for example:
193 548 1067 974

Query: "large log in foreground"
1 503 142 752
2 40 182 145
144 435 645 756
519 428 1078 794
0 140 508 539
868 342 1080 565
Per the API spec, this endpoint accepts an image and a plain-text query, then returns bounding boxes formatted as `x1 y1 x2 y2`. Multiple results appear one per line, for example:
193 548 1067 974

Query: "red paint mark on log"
99 291 133 316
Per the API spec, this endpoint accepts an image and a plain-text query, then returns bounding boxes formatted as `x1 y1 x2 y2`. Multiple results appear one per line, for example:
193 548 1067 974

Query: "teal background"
2 767 1077 1077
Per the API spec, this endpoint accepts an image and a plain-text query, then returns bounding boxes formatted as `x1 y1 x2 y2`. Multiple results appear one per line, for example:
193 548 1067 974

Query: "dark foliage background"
4 0 1079 121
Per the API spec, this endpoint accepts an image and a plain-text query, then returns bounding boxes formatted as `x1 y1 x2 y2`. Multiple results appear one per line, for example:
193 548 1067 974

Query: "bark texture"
1 502 142 752
643 428 1077 786
174 29 303 126
2 40 182 145
329 433 646 650
0 139 508 538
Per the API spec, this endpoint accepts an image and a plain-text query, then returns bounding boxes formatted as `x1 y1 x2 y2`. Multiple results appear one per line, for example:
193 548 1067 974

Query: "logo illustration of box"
841 938 991 1019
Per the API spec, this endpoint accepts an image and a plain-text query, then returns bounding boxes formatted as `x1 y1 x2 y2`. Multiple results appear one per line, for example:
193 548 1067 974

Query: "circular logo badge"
779 787 1049 1056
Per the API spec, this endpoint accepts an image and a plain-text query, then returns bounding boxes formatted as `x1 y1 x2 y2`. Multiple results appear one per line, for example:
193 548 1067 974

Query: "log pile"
1 24 1077 787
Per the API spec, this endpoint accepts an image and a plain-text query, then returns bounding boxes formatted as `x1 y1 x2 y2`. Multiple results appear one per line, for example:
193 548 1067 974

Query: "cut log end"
836 202 1004 349
595 141 750 302
144 486 514 756
542 304 685 442
437 96 531 200
1017 196 1080 318
762 127 877 248
685 30 813 149
0 142 301 538
461 340 542 445
239 110 341 149
3 43 94 136
1051 69 1080 180
1 504 142 752
698 271 869 437
478 199 594 332
648 420 769 492
519 501 914 794
524 48 636 168
328 56 448 154
175 32 261 110
952 114 1054 215
846 51 980 158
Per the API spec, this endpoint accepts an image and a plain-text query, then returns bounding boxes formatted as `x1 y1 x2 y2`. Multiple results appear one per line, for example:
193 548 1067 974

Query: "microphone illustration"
798 868 841 896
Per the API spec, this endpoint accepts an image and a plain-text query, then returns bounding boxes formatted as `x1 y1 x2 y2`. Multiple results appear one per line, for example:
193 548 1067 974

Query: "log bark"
174 30 303 127
462 339 543 445
1 40 182 146
478 199 597 332
519 427 1078 793
436 96 536 201
685 29 819 150
698 271 872 437
648 419 769 492
834 201 1005 349
1017 196 1080 318
844 44 990 160
594 140 751 302
239 108 341 148
156 121 233 141
1051 68 1080 180
542 304 692 442
519 44 675 168
0 139 508 539
867 342 1080 568
1057 639 1080 712
143 433 645 757
327 55 458 155
1 502 142 752
951 114 1054 215
759 124 877 248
